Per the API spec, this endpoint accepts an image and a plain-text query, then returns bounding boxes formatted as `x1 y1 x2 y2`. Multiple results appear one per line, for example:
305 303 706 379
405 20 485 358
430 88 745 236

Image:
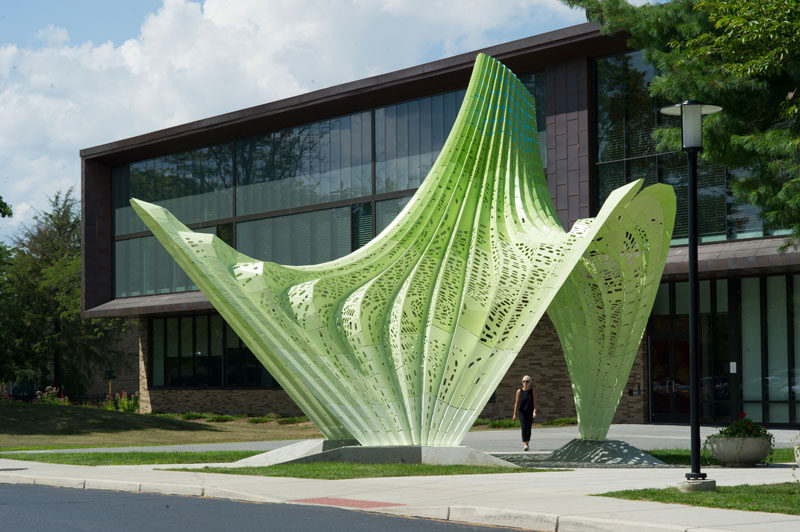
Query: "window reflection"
236 203 373 265
594 50 767 242
112 144 234 235
236 111 372 215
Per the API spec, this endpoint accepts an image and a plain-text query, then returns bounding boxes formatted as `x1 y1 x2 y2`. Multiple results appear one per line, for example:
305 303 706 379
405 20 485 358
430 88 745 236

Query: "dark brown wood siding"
546 57 591 230
81 159 113 311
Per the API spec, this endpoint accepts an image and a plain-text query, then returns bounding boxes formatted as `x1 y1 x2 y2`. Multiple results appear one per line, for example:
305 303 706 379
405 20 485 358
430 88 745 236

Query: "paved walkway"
2 425 799 532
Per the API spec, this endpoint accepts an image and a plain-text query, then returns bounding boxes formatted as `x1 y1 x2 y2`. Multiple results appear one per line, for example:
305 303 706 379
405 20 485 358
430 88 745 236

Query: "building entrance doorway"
650 335 690 422
648 280 737 424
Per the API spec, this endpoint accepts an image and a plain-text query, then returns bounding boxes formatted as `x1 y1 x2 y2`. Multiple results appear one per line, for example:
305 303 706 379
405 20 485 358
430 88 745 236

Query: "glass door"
650 333 690 422
649 280 737 424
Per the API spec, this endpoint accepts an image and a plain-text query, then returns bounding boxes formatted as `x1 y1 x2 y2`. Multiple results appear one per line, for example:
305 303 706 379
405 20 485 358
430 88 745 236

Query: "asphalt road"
0 484 527 532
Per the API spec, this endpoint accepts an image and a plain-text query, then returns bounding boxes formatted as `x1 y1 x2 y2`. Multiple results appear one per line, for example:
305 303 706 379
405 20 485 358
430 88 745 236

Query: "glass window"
741 277 762 401
794 275 800 402
114 236 196 298
769 403 789 423
235 111 372 216
594 51 765 243
726 168 764 239
766 276 789 402
375 196 412 235
151 314 278 389
180 317 193 382
152 318 165 387
376 89 466 194
351 203 373 251
519 71 547 168
236 204 372 265
166 317 179 386
112 144 234 236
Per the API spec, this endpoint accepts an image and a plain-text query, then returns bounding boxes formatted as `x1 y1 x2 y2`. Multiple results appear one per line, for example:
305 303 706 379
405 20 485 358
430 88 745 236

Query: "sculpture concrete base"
287 445 519 468
498 439 666 468
545 439 665 466
226 440 517 468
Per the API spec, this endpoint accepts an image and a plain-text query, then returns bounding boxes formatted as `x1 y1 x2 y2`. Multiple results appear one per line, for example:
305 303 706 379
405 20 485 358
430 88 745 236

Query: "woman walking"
512 375 537 451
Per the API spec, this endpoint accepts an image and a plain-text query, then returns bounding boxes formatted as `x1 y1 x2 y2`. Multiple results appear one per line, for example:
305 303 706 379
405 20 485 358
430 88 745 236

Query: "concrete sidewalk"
1 457 798 531
1 424 799 531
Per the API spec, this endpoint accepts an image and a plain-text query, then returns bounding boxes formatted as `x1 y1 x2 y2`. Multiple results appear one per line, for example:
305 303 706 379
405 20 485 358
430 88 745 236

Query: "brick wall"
612 340 649 424
133 314 647 422
478 314 648 424
135 316 301 416
479 315 575 420
144 389 303 416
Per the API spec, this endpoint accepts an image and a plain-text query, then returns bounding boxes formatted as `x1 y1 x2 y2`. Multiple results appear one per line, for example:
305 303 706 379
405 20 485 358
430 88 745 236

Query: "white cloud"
0 0 585 242
34 25 71 46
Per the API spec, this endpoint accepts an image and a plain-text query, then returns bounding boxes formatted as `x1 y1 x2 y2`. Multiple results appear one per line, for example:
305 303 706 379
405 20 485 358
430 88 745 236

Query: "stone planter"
794 442 799 467
706 436 771 467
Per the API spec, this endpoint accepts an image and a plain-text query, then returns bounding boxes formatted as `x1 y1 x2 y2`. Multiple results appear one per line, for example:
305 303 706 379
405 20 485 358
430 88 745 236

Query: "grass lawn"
0 401 322 450
0 450 261 465
0 401 572 450
600 483 800 515
645 448 797 465
174 462 554 480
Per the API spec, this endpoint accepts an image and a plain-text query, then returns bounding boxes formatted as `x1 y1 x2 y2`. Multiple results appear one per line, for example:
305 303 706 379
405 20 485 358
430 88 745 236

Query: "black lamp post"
660 100 721 481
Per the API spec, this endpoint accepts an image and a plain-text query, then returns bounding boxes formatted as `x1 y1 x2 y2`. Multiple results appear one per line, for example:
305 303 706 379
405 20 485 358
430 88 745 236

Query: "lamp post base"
678 479 716 493
685 471 707 480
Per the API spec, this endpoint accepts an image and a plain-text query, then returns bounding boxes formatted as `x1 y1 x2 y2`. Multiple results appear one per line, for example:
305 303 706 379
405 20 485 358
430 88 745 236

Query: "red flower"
738 411 746 419
746 420 751 426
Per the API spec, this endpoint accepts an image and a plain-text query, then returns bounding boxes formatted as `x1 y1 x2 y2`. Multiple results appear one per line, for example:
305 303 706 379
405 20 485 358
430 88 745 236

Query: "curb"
374 505 736 532
0 473 278 504
0 473 776 532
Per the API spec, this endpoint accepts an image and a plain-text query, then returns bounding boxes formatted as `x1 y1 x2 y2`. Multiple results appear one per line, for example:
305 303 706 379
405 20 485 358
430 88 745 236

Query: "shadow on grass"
0 401 221 436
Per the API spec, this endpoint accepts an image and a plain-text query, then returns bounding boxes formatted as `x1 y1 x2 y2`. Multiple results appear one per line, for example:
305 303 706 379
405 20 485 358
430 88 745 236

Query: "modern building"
81 22 800 427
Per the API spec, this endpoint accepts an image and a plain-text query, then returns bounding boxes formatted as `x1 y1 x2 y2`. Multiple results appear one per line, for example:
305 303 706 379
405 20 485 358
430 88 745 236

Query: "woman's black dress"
517 387 535 443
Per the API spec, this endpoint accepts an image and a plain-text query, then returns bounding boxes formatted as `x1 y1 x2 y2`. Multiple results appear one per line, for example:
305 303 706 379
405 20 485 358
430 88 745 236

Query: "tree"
0 189 128 395
0 196 10 218
563 0 800 246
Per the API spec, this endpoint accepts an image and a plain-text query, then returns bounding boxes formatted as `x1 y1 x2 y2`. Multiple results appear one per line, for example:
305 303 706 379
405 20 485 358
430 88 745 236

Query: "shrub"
180 411 207 420
118 390 139 413
34 386 69 406
488 418 518 428
276 416 309 425
541 416 578 427
103 390 140 413
709 412 772 439
208 414 236 423
473 418 490 426
704 412 775 463
247 416 272 424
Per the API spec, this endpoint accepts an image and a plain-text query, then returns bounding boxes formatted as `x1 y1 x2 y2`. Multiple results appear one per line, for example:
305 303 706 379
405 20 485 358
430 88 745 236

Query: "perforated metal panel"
131 54 675 445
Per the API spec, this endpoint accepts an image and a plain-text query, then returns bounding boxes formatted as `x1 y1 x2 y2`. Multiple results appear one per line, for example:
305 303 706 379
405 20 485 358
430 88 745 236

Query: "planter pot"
707 436 771 467
795 442 800 467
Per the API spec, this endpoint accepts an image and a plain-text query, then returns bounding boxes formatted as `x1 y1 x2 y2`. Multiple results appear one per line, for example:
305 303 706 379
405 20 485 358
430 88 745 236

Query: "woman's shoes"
523 444 529 451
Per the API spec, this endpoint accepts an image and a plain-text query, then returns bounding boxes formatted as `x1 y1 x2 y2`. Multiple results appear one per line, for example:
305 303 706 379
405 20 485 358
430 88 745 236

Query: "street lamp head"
659 100 722 150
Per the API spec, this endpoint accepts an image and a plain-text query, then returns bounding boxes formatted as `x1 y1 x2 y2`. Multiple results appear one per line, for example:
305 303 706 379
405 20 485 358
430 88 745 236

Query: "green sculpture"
131 54 674 446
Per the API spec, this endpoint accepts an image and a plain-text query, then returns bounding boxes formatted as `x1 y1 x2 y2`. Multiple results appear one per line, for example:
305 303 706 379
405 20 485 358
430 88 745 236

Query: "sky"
0 0 590 242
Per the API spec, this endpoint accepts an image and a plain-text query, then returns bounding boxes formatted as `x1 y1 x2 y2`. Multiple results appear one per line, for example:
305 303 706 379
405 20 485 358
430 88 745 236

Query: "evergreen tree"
1 189 128 395
563 0 800 246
